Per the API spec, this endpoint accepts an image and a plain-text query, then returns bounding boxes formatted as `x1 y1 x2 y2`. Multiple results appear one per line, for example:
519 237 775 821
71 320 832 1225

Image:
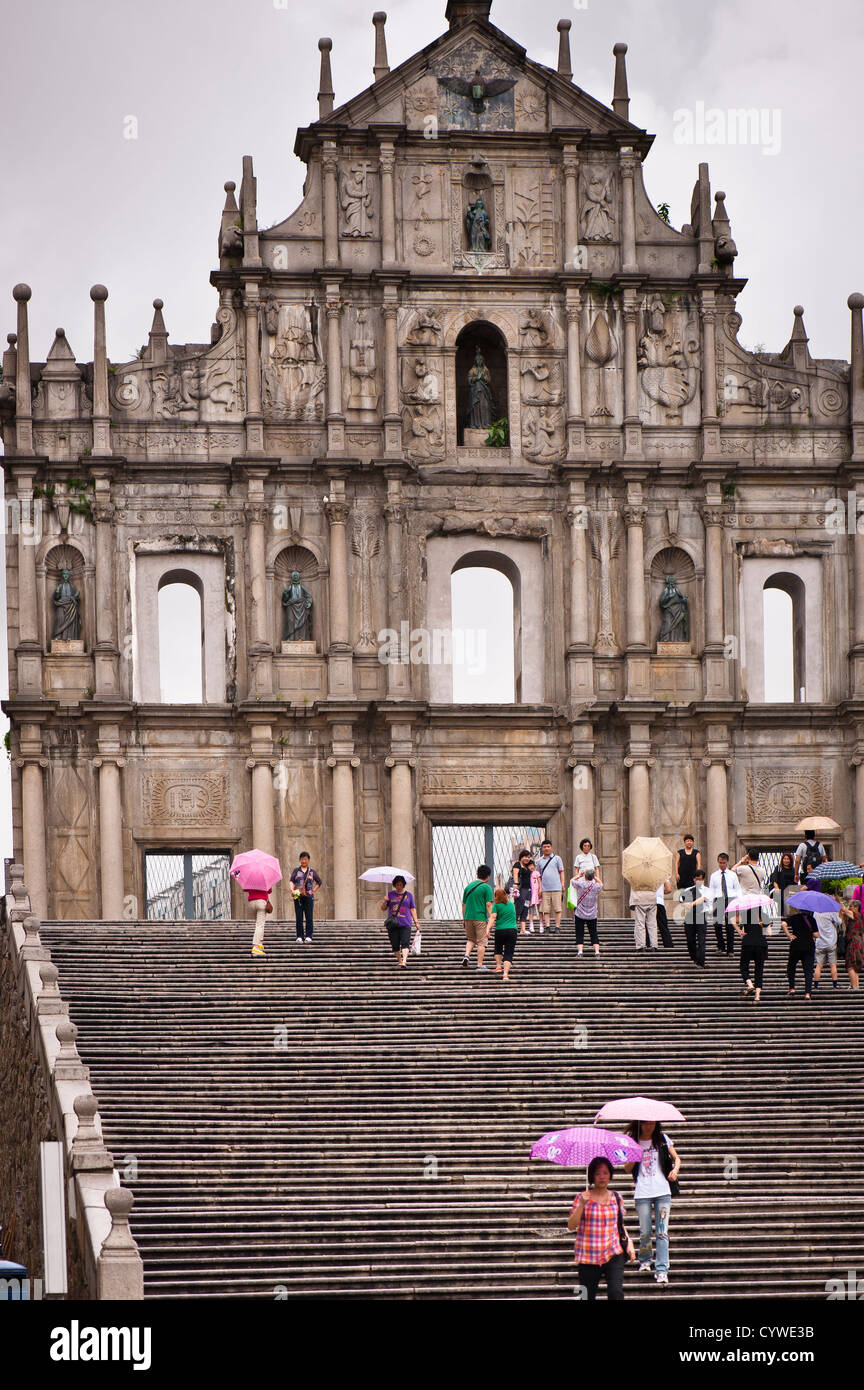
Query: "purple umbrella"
786 890 841 914
531 1126 642 1169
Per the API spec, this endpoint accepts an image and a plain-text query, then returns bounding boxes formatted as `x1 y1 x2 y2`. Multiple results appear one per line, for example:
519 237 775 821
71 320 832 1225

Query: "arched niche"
451 550 519 702
455 321 508 444
134 550 227 704
43 543 87 649
763 572 805 702
425 536 544 704
273 545 320 648
649 545 698 648
740 556 823 703
157 570 205 703
464 165 495 249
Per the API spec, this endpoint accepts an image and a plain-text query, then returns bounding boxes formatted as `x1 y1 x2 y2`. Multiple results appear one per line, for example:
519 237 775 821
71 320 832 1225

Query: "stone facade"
3 0 864 916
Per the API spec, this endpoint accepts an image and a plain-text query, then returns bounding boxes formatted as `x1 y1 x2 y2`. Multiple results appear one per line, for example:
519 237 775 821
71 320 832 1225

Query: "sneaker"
462 956 470 967
295 937 303 944
252 944 265 958
304 937 312 943
832 979 839 988
477 964 489 971
638 1261 652 1274
655 1271 668 1286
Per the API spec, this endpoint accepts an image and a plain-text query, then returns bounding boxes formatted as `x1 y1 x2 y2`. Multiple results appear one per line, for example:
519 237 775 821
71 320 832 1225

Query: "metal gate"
431 823 546 920
144 852 232 920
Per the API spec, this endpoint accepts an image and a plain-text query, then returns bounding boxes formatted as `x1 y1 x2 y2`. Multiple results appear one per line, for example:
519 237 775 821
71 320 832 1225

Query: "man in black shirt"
679 868 710 967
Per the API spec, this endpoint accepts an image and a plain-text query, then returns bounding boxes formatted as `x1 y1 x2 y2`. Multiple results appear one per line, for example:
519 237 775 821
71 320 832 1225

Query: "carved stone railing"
1 862 143 1299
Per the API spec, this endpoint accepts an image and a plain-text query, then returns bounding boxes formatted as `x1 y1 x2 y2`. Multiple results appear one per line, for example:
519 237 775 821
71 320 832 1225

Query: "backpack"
802 843 823 876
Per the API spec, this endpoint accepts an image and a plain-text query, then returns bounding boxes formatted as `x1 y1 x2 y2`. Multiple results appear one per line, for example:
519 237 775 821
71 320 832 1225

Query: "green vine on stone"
656 202 671 223
485 418 509 448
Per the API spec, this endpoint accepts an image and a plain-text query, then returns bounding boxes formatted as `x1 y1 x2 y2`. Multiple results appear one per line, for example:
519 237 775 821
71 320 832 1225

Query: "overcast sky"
0 0 860 864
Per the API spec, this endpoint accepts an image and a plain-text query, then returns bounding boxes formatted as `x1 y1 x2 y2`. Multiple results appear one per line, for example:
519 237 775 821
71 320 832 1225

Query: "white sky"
1 0 859 863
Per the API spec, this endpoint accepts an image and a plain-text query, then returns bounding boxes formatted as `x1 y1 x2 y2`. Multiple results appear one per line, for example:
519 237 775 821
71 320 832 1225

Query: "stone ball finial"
373 10 387 21
55 327 66 338
848 292 864 311
90 284 109 302
58 1020 79 1046
7 333 17 345
73 1092 98 1120
613 42 628 55
715 191 726 202
40 962 59 987
793 304 804 317
13 283 31 302
224 180 236 192
153 298 164 310
558 18 572 31
319 37 333 51
105 1186 134 1219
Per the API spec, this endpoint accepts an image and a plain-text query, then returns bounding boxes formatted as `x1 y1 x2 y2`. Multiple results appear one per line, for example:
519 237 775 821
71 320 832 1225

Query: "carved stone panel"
745 770 833 823
142 773 230 826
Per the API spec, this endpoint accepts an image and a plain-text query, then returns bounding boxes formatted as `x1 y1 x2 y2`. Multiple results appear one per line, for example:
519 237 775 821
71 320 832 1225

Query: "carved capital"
702 508 724 527
623 505 647 528
378 144 396 174
16 757 49 770
384 504 407 525
325 500 350 528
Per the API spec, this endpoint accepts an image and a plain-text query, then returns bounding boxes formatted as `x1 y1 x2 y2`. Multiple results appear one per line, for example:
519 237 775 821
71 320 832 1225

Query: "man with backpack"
537 839 566 934
794 831 827 885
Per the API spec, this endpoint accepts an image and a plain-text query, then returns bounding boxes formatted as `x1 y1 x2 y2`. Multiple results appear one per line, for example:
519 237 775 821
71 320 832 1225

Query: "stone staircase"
39 918 864 1300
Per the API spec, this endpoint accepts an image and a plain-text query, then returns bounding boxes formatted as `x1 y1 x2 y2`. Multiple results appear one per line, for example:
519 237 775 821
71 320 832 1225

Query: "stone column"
15 468 39 651
322 143 340 266
700 293 717 421
624 497 648 650
19 742 48 920
246 470 272 695
626 758 652 839
95 757 125 919
618 150 638 274
379 141 396 267
387 758 415 872
382 291 401 455
702 494 728 699
854 754 864 863
848 293 864 461
569 752 596 865
243 285 264 454
12 284 33 454
384 482 410 698
250 760 276 857
90 286 111 457
704 757 730 865
622 291 639 421
325 284 343 419
852 516 864 696
326 489 353 695
328 753 359 918
563 151 580 269
92 476 118 696
568 484 590 649
565 291 583 422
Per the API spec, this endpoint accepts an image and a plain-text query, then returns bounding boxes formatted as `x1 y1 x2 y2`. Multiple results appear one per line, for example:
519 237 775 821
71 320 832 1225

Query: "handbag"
613 1191 630 1253
384 890 408 931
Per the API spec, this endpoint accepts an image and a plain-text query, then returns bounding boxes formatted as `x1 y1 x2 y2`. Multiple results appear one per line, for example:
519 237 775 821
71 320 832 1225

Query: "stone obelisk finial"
612 42 630 120
90 285 111 457
373 12 389 81
318 38 334 119
557 19 573 81
12 284 33 454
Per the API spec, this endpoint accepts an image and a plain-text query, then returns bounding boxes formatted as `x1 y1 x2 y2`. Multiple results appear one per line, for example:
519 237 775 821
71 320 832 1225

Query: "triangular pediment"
298 17 646 150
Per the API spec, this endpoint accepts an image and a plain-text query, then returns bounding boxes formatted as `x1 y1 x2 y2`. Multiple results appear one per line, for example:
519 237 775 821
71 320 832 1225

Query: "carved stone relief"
745 770 833 822
262 303 326 422
638 294 700 422
520 360 564 404
346 310 379 414
521 405 565 460
585 310 618 417
402 403 445 461
142 772 230 826
402 356 442 403
590 508 621 651
340 162 375 238
580 167 616 241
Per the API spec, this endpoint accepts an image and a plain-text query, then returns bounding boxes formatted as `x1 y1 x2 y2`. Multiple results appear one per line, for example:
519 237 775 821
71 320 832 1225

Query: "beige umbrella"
793 816 840 833
622 836 674 890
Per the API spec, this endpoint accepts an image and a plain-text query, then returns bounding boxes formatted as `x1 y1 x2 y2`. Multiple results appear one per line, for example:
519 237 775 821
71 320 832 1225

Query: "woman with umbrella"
379 874 419 968
844 894 863 989
624 1121 681 1286
567 1158 636 1300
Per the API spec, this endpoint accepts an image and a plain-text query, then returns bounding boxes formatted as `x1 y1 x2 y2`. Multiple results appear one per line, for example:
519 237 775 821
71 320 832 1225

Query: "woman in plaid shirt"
567 1157 636 1300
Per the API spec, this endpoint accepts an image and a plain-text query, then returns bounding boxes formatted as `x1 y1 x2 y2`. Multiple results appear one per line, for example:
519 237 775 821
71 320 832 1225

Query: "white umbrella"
359 866 416 883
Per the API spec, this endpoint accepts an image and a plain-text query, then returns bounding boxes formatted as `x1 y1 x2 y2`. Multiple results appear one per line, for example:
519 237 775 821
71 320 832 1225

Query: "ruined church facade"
3 0 864 920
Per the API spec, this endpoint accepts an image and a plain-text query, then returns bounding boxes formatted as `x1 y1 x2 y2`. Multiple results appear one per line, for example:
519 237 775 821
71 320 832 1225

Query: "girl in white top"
574 838 600 879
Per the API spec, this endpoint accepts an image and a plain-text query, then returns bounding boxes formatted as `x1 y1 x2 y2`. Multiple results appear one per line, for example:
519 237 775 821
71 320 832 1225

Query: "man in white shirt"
794 833 827 885
707 853 741 955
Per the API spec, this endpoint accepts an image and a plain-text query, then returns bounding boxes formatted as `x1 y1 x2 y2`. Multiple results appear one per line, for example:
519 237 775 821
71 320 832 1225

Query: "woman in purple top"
571 867 603 958
289 851 323 943
380 874 419 967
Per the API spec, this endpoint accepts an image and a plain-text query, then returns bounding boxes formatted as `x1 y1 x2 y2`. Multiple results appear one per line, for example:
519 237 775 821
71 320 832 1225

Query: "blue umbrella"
787 890 842 914
805 861 861 883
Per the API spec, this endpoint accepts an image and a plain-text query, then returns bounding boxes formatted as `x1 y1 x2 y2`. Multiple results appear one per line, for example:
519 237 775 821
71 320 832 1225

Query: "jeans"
635 1195 671 1275
578 1252 625 1301
294 895 314 938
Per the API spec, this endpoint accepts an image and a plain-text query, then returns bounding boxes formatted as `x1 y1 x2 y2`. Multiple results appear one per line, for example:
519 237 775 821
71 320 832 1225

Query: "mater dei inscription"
3 0 864 923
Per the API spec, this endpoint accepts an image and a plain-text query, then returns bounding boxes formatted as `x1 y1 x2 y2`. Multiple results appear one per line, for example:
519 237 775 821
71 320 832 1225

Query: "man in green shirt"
462 864 494 970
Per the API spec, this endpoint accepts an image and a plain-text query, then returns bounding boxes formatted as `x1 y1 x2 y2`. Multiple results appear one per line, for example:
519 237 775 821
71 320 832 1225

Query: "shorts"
494 929 517 963
464 919 489 945
542 890 562 913
816 945 837 967
386 921 411 952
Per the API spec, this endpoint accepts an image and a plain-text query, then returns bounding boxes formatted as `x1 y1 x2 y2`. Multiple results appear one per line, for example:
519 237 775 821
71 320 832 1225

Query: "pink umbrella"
724 893 774 915
531 1126 642 1168
594 1096 686 1125
230 849 283 894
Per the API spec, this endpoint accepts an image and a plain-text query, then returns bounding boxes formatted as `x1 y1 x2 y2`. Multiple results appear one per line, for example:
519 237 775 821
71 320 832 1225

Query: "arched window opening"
763 573 805 702
157 574 204 703
455 321 508 444
451 558 518 704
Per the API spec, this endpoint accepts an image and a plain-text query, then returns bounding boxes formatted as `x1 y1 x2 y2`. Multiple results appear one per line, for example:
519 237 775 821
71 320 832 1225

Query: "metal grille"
145 852 232 921
431 823 546 919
